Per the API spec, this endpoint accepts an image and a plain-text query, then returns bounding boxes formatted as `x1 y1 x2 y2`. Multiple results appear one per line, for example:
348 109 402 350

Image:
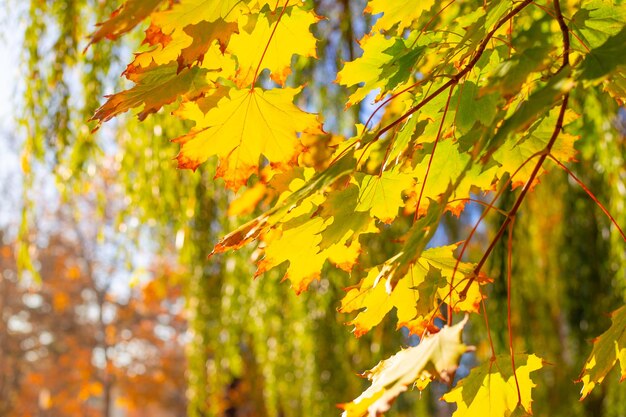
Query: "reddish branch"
374 0 533 141
548 155 626 243
457 0 571 302
458 94 570 300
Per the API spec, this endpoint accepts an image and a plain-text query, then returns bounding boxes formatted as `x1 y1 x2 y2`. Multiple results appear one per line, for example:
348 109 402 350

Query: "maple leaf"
578 26 626 82
493 108 578 188
128 20 238 73
91 64 211 127
340 245 483 337
578 305 626 399
317 183 378 250
336 33 396 107
86 0 165 48
151 0 245 33
355 168 415 224
365 0 435 34
570 0 626 51
174 86 320 189
228 6 319 87
480 69 573 161
454 81 499 135
442 354 543 417
340 316 470 417
482 44 552 99
245 182 362 294
177 20 239 70
129 28 194 70
258 212 361 295
408 139 497 215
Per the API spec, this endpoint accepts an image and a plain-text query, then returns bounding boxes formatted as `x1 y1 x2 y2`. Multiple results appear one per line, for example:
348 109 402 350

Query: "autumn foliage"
83 0 626 415
12 0 626 416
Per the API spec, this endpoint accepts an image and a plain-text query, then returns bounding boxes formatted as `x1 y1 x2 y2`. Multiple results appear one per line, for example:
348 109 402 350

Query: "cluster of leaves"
90 0 626 415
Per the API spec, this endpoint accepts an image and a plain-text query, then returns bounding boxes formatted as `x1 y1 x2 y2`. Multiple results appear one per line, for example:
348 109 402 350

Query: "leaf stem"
250 0 290 89
414 86 454 219
548 155 626 243
507 219 522 406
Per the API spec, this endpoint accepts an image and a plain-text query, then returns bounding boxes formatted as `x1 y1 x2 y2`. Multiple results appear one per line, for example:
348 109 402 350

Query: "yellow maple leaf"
174 86 320 189
443 354 543 417
340 245 482 337
366 0 436 33
340 316 470 417
151 0 244 32
355 168 415 224
130 28 193 69
258 212 360 295
336 33 396 107
129 19 238 72
228 5 319 86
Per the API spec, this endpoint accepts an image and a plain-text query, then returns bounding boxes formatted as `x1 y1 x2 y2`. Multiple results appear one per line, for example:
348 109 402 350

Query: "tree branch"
375 0 533 140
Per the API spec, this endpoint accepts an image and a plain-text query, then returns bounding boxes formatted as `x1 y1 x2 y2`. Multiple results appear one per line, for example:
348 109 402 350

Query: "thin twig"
374 0 534 142
457 0 571 301
548 155 626 243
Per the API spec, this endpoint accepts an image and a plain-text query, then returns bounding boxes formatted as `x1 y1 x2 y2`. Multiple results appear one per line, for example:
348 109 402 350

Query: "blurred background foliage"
1 0 625 416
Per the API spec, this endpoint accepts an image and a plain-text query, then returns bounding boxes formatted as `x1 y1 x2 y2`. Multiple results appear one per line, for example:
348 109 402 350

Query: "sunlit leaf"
443 354 543 417
365 0 435 33
578 305 626 399
340 245 483 336
174 86 320 189
340 316 470 417
91 64 211 126
228 6 319 86
87 0 165 47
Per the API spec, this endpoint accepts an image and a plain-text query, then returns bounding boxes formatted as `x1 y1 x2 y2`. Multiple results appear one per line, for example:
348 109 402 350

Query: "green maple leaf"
578 305 626 399
317 184 377 250
355 168 415 224
579 26 626 81
571 0 626 50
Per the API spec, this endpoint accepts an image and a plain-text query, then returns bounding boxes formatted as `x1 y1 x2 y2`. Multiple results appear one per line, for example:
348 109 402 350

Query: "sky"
0 1 24 129
0 1 25 234
0 2 151 296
